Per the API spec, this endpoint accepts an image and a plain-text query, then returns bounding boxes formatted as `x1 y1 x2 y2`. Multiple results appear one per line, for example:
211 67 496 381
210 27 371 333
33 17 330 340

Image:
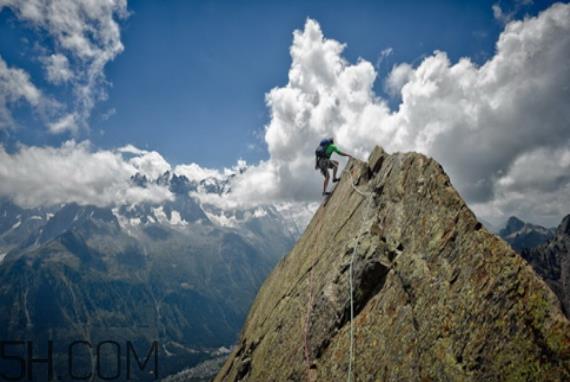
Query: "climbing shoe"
333 177 340 183
322 191 331 197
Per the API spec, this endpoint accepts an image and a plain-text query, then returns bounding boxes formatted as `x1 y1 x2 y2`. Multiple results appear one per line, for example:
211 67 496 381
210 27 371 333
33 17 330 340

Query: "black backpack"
315 138 332 160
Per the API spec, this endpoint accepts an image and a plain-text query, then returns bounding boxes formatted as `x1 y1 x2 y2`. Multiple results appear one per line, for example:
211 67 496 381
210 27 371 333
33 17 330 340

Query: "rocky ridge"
216 146 570 381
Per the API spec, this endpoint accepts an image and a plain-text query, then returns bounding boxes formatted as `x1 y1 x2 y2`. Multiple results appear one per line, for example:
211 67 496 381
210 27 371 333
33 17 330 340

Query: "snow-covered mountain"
0 167 313 380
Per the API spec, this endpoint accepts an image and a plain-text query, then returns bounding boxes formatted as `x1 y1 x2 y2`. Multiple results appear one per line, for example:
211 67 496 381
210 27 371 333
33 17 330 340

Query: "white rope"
347 170 373 382
350 177 372 197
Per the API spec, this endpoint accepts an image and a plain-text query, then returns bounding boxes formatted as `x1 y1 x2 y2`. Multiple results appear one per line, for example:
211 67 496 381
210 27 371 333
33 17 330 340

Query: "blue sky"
0 0 557 168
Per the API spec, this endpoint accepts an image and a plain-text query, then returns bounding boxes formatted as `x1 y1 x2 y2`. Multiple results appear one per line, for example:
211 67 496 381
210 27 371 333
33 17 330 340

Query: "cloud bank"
227 3 570 226
0 141 173 208
0 140 247 210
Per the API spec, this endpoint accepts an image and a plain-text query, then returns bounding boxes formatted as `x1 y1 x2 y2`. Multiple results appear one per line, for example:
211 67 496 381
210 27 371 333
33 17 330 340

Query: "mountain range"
499 216 556 253
0 169 306 380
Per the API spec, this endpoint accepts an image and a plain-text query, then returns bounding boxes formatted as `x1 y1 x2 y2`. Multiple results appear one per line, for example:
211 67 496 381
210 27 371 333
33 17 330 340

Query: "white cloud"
0 55 43 129
117 144 174 179
0 140 173 208
375 47 393 69
128 150 172 179
226 4 570 227
101 107 116 121
174 159 248 186
174 163 224 182
473 147 570 226
48 113 77 134
0 0 128 132
0 136 251 210
118 144 147 156
492 4 512 24
385 63 413 97
493 0 535 25
40 53 73 84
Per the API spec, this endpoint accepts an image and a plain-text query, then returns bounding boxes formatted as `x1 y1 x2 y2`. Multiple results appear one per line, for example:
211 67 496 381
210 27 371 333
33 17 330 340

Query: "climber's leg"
332 160 340 182
323 171 331 195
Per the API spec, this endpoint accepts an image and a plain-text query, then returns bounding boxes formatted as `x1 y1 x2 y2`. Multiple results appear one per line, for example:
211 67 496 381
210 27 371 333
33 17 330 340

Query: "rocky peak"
156 170 172 186
199 177 231 195
130 172 149 187
558 214 570 236
499 216 555 253
38 203 119 242
169 173 195 195
215 146 570 381
500 216 525 236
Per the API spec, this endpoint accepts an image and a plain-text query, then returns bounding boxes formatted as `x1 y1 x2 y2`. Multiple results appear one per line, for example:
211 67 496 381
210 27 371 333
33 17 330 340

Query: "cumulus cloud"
129 150 172 179
0 55 43 129
0 136 250 210
474 147 570 226
227 3 570 226
0 0 128 133
0 141 173 208
385 63 413 97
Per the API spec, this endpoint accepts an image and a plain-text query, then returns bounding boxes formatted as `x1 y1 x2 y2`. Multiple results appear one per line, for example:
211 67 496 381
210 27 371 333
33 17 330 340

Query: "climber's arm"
332 145 352 158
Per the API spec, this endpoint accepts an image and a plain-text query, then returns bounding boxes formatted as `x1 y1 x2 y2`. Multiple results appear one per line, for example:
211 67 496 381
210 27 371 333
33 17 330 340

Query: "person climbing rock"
315 138 352 196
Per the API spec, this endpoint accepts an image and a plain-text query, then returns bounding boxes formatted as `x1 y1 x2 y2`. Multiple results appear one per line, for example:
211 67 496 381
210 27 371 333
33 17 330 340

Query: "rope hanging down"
347 169 374 382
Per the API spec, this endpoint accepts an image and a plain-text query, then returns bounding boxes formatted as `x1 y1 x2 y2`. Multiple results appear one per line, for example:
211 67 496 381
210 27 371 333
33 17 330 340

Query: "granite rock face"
215 146 570 382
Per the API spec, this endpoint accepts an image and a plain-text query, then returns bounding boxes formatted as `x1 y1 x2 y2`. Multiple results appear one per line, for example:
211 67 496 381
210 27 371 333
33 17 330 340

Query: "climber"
315 138 352 196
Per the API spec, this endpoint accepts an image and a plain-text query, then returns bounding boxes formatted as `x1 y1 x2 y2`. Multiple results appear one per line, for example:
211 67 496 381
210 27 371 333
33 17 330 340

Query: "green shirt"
325 144 341 159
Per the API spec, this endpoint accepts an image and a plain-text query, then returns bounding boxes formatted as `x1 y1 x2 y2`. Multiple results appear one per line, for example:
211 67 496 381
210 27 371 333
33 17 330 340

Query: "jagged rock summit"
499 216 555 253
216 146 570 381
